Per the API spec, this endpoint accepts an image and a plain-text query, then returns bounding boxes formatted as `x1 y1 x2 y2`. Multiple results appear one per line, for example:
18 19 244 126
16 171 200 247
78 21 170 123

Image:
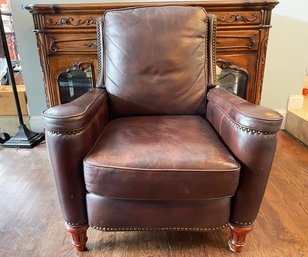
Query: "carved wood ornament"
57 62 95 83
217 14 257 23
46 17 96 26
216 59 249 77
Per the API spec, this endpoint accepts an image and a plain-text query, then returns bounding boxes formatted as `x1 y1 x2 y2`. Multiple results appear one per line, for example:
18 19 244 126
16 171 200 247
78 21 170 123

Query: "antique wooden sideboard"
26 0 278 107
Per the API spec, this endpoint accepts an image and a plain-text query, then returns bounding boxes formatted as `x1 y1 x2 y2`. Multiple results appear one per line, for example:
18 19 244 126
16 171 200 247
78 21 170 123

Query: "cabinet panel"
46 33 97 55
216 30 260 51
213 11 262 26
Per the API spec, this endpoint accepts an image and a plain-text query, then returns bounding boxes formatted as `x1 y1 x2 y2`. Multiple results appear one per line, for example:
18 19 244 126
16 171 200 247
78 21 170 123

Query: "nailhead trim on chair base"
90 224 228 231
66 221 88 227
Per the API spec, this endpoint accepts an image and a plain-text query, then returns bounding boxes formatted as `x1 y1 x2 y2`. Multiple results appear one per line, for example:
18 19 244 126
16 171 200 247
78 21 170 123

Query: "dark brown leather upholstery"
206 88 282 224
102 6 208 117
87 195 232 230
42 5 283 252
84 116 240 200
43 88 109 225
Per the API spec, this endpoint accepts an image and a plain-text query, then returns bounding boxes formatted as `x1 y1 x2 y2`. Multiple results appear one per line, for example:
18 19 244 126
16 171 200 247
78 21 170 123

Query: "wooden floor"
0 131 307 257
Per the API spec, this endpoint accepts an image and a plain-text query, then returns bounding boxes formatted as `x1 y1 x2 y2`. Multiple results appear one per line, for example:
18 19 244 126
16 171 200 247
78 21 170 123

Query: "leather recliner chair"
42 6 282 253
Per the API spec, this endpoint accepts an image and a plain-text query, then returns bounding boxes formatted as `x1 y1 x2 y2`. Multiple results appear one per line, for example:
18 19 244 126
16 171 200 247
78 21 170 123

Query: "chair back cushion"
102 6 208 116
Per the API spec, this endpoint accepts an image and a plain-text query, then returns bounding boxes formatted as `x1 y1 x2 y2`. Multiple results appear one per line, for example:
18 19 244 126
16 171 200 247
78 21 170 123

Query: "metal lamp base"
3 124 44 148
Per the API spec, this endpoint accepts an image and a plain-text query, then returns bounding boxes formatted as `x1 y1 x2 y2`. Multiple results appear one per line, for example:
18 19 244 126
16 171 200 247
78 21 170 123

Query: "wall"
10 0 308 126
261 0 308 110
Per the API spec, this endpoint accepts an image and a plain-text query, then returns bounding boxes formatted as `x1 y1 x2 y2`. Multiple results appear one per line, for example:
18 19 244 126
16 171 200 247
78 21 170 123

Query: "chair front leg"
228 223 253 252
65 224 89 251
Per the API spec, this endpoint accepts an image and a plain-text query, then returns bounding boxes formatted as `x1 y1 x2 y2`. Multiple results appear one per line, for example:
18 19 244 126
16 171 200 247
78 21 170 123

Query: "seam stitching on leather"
83 161 240 172
212 103 275 135
86 192 236 201
90 224 228 231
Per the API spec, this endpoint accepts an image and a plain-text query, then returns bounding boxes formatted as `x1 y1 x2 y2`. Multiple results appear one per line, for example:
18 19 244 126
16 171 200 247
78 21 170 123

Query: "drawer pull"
84 42 97 48
248 36 255 49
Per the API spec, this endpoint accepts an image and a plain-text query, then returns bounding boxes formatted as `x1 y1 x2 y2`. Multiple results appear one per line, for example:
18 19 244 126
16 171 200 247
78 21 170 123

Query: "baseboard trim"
29 116 43 132
275 109 286 129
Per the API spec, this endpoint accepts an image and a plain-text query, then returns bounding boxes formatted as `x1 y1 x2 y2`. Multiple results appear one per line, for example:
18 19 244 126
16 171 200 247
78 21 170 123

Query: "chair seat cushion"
84 116 240 200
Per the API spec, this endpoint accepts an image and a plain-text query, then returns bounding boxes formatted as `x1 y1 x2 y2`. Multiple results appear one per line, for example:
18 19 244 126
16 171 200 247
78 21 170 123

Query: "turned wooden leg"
228 223 253 253
65 224 89 251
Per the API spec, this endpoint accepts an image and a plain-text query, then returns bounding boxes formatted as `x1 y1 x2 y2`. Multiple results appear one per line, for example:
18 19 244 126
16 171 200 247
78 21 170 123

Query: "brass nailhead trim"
212 16 217 85
216 105 275 135
46 128 84 135
204 16 208 78
90 224 228 232
235 123 273 135
96 20 102 85
66 220 88 226
231 220 253 225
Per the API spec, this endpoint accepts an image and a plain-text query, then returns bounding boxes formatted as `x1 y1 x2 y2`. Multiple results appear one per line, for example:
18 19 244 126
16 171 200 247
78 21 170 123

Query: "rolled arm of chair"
206 88 283 225
42 88 109 226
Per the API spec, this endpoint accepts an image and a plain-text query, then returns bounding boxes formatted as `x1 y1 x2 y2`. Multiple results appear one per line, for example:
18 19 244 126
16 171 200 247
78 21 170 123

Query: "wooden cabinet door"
48 55 98 106
216 53 258 103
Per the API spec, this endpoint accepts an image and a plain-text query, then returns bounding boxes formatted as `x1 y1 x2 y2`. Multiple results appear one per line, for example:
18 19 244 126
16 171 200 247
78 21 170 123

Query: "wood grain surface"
0 131 307 257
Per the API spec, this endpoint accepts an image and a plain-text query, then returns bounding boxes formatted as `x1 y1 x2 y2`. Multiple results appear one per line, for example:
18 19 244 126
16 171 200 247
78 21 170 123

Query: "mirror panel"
57 62 94 104
216 61 248 99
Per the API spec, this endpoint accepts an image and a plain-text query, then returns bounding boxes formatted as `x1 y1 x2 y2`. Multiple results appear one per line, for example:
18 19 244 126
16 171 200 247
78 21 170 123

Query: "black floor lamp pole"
0 11 44 148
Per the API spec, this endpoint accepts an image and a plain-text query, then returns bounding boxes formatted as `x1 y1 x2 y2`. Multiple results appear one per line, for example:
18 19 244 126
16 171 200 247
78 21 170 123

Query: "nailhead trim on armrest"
213 103 275 135
45 128 84 135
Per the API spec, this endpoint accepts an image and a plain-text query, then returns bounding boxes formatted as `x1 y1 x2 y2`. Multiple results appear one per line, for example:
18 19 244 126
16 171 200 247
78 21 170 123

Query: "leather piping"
209 90 283 122
83 162 240 172
211 102 276 135
42 90 106 120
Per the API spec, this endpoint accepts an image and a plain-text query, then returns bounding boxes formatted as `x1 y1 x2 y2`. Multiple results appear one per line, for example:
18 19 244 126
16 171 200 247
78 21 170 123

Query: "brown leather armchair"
42 6 282 253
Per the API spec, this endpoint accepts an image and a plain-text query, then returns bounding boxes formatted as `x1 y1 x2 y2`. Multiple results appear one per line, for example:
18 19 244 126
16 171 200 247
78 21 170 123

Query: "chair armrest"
206 88 283 225
207 88 282 133
42 88 109 226
43 88 108 132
